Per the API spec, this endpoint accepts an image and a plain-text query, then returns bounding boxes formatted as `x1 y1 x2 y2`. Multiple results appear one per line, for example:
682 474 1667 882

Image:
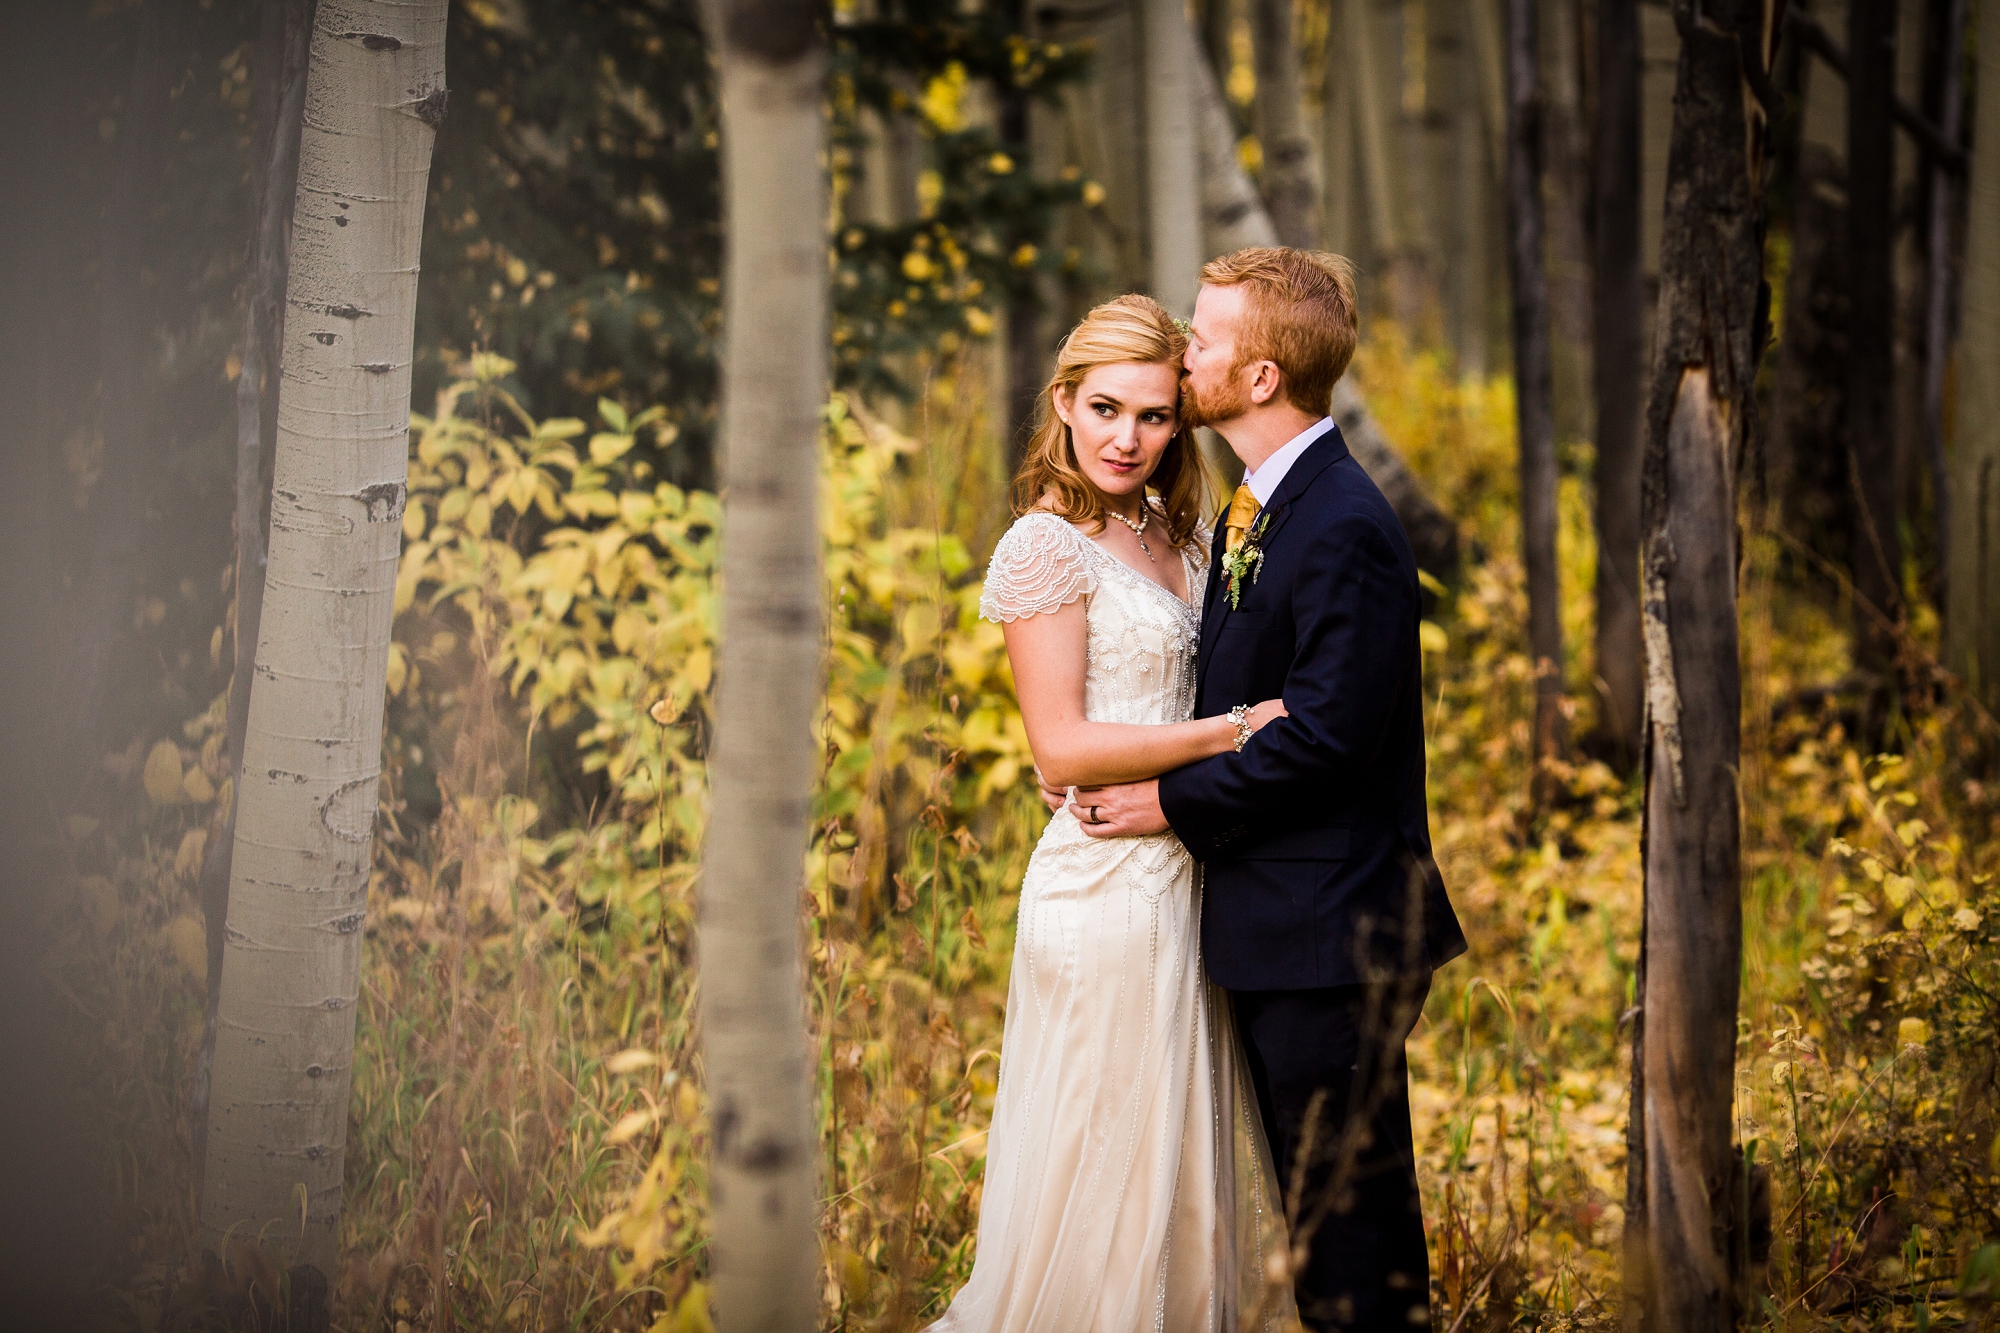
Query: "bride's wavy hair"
1011 295 1215 551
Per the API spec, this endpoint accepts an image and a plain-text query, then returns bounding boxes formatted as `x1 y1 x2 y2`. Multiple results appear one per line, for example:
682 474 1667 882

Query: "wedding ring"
1087 805 1102 824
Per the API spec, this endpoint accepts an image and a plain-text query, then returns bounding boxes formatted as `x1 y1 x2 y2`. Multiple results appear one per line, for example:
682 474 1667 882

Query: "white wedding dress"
929 511 1293 1333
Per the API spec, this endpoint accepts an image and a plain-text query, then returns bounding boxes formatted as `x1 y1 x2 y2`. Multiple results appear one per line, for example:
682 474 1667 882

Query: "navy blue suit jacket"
1159 422 1467 991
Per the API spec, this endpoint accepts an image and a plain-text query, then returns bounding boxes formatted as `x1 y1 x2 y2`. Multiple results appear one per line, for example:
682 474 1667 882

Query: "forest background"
0 0 1996 1329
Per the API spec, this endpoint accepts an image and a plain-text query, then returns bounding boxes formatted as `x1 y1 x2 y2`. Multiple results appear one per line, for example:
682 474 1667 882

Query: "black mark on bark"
354 481 406 522
740 1135 796 1173
312 332 337 345
341 32 401 50
360 362 393 374
415 87 449 128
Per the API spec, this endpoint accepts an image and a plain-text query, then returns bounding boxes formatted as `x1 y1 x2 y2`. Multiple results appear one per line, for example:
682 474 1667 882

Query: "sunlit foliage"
58 332 2000 1329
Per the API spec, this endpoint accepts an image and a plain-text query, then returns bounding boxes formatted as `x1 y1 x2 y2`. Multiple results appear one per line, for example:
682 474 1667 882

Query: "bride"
929 296 1294 1332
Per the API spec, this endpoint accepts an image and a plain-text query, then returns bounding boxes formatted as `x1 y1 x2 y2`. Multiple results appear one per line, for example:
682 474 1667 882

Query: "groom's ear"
1247 360 1284 406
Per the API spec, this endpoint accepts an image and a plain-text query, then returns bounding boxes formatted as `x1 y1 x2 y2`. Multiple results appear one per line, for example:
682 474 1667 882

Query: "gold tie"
1224 483 1261 555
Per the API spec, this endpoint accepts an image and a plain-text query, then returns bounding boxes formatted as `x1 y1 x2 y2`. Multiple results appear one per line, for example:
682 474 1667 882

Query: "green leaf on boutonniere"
1221 512 1270 609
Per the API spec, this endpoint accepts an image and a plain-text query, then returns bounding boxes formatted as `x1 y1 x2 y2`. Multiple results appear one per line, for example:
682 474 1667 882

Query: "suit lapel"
1193 423 1351 684
1196 501 1232 678
1253 421 1347 550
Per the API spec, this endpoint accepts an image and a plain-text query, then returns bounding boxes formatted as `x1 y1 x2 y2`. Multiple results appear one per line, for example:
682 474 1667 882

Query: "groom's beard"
1181 369 1251 430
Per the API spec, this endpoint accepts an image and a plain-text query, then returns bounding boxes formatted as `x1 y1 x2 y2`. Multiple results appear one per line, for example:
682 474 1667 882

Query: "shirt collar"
1241 416 1334 507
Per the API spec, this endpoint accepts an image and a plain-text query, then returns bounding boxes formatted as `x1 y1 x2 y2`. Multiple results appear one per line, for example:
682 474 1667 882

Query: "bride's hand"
1246 698 1287 732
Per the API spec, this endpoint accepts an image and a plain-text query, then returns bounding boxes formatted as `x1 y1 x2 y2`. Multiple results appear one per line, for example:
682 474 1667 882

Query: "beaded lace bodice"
978 510 1207 727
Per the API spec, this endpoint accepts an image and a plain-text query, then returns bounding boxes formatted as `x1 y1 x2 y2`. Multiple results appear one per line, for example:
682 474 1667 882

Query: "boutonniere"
1221 512 1270 609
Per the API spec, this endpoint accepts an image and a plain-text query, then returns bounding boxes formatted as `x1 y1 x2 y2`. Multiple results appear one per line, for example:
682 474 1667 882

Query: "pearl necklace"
1109 505 1153 560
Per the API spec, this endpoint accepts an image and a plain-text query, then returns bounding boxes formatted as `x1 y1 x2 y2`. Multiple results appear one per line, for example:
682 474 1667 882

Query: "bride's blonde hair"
1011 295 1215 551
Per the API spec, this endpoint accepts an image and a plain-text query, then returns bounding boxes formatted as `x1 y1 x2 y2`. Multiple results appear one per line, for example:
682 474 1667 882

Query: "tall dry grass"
57 330 2000 1331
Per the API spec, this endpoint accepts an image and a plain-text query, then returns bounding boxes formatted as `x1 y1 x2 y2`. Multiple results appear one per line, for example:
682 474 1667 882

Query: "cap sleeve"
979 512 1098 623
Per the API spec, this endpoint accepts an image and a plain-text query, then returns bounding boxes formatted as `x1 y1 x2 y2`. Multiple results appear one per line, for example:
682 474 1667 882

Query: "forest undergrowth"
61 331 2000 1331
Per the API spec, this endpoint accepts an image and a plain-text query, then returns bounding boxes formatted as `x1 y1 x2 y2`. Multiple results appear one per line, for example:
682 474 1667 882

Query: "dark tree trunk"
1847 0 1902 683
1505 0 1566 779
193 0 317 1170
1920 0 1967 612
66 0 183 785
1592 0 1645 768
1768 144 1852 558
1946 0 2000 692
1624 0 1773 1326
997 0 1042 471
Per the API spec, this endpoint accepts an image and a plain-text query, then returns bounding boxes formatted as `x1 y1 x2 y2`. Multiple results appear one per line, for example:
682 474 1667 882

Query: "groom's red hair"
1199 248 1359 415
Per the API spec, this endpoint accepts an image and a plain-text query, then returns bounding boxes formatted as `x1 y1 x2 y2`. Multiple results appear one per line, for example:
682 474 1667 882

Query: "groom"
1069 248 1466 1330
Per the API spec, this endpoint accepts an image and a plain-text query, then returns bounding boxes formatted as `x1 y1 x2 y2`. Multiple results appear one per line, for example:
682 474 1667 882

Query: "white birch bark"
1252 0 1323 247
1947 0 2000 698
199 0 446 1277
1143 0 1205 315
702 0 826 1324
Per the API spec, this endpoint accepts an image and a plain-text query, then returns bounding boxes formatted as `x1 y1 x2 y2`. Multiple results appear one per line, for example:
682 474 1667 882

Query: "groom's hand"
1073 780 1169 838
1035 767 1067 813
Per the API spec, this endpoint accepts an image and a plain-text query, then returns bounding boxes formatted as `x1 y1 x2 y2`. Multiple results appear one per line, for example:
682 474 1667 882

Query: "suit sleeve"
1159 512 1417 861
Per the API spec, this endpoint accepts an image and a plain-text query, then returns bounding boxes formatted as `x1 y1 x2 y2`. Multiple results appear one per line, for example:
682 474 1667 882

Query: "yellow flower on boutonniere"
1221 511 1269 609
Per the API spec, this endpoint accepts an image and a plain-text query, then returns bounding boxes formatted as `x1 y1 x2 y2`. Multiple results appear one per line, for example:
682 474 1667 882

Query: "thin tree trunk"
999 0 1042 469
1505 0 1566 775
200 0 447 1284
1350 0 1405 302
1252 0 1322 247
194 0 316 1169
1194 28 1461 574
67 0 179 785
1146 0 1206 316
1319 0 1358 256
1848 0 1903 685
1921 0 1966 615
702 0 826 1323
1593 0 1644 767
1542 0 1594 443
1434 6 1491 376
1946 0 2000 696
1627 0 1771 1326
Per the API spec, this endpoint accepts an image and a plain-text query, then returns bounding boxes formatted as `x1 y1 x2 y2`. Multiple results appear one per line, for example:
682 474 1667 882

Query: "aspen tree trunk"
1946 0 2000 695
1349 0 1405 306
701 0 826 1323
1848 0 1903 686
1592 0 1645 767
200 0 446 1280
1253 0 1323 247
1504 0 1566 774
1626 0 1772 1325
1920 0 1965 615
195 0 316 1161
1146 0 1206 315
1319 0 1359 257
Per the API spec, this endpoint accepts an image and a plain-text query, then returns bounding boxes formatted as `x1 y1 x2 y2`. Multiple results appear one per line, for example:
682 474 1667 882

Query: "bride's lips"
1101 457 1140 474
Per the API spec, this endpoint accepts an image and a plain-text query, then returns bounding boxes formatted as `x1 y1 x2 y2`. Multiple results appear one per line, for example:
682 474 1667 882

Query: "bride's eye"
1092 401 1115 417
